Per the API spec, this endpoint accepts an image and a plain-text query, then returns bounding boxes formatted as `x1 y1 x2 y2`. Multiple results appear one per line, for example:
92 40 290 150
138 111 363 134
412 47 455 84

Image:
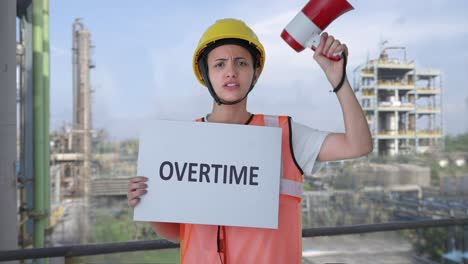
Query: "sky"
47 0 468 140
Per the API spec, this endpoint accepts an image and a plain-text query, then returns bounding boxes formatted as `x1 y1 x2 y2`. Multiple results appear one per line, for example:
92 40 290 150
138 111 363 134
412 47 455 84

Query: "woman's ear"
253 67 261 84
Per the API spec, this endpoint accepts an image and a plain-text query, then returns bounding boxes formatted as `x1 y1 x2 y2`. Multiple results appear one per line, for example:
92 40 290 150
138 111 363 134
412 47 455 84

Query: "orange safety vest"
180 114 304 264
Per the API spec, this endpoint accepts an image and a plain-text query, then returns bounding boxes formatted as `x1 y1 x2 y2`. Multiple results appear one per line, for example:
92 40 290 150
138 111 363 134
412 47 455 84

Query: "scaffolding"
356 46 443 156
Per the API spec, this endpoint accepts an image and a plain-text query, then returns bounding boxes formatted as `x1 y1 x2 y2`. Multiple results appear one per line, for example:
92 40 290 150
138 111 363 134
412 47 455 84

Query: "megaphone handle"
310 45 342 61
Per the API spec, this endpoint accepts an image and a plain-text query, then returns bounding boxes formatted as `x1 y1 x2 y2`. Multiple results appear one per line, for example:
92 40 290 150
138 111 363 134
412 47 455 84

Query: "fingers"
127 189 147 207
128 197 140 207
315 32 347 59
326 39 340 57
321 34 336 56
127 188 147 207
342 44 349 57
130 176 148 183
314 32 328 55
127 176 148 207
128 176 148 193
128 182 147 192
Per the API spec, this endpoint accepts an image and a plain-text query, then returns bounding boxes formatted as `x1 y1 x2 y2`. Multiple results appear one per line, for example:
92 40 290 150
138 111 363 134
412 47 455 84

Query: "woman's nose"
225 62 237 78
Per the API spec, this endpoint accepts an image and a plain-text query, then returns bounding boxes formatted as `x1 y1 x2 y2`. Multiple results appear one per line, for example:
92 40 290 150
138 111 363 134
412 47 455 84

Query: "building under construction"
356 46 443 156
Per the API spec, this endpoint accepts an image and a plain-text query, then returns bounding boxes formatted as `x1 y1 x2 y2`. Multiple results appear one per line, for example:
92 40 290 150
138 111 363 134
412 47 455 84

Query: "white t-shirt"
291 120 329 177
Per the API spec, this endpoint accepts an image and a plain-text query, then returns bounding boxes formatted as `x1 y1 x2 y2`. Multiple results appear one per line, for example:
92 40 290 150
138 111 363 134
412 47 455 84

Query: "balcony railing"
409 88 441 94
376 130 443 138
417 107 441 113
377 81 415 89
374 60 416 69
377 130 416 137
361 91 375 97
1 218 468 262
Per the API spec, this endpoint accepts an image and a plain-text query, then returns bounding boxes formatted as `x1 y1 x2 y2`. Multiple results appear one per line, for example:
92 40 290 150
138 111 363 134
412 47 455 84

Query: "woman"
128 18 372 263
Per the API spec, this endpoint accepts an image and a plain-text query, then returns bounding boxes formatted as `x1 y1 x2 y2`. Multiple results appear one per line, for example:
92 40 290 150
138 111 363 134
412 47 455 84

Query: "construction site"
1 1 468 263
16 15 132 247
356 46 443 156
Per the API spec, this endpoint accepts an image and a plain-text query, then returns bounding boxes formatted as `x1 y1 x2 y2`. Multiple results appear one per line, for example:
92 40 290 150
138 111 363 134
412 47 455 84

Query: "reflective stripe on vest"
264 115 302 199
263 114 279 127
280 178 302 198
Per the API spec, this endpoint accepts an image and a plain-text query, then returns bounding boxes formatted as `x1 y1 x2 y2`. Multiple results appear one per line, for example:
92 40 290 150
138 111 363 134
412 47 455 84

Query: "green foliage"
89 208 180 263
396 154 411 164
72 249 180 264
409 227 449 263
332 170 357 190
302 181 312 191
92 208 159 243
120 139 139 156
371 154 431 166
369 155 387 164
444 133 468 152
94 141 118 154
430 162 440 184
443 165 467 176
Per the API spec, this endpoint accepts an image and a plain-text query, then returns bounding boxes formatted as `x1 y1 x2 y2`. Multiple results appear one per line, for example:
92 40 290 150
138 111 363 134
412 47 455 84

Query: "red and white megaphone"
281 0 354 61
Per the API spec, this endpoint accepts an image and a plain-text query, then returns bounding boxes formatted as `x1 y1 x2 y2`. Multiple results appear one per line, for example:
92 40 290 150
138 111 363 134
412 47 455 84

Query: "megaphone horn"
281 0 354 60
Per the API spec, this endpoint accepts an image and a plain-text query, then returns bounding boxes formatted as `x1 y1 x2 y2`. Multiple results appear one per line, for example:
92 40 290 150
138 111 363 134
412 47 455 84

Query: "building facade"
356 46 443 155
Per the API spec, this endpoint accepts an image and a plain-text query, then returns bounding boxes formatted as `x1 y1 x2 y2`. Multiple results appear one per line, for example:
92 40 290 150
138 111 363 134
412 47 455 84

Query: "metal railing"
1 218 468 262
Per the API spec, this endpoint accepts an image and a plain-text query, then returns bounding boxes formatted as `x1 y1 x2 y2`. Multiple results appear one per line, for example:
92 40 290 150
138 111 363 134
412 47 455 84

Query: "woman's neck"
207 100 250 124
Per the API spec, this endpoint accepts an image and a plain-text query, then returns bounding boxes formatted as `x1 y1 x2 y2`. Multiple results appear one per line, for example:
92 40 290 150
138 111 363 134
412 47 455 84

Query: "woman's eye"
214 62 224 68
238 61 248 66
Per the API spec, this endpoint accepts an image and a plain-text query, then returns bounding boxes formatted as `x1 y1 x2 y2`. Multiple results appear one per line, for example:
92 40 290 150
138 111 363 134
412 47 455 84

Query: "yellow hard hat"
193 18 266 86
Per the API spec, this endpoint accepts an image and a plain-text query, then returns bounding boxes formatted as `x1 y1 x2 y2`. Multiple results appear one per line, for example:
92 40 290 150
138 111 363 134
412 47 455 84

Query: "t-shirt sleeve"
291 120 329 177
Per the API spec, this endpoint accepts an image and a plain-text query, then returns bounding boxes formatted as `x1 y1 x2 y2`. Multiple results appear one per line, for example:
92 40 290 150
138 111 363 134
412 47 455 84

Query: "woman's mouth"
224 83 240 91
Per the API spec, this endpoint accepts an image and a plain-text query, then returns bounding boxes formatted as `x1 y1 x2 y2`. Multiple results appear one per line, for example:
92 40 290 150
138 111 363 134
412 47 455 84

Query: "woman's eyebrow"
214 58 227 62
214 56 247 61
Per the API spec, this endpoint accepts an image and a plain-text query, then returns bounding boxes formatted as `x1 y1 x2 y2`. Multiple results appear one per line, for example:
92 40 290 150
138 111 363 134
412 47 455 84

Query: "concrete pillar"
0 0 19 261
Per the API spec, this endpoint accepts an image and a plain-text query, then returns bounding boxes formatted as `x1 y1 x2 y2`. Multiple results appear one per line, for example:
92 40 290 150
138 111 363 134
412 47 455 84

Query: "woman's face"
206 44 258 103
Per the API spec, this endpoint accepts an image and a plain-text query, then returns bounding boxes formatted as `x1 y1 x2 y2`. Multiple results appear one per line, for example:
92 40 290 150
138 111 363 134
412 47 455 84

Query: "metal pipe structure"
381 46 407 62
33 0 47 250
18 3 35 248
18 15 28 249
43 0 51 231
72 21 81 137
72 18 93 243
0 0 19 260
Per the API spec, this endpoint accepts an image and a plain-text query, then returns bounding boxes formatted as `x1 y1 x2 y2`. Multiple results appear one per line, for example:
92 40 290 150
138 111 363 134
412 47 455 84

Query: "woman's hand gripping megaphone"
313 32 348 89
280 0 353 92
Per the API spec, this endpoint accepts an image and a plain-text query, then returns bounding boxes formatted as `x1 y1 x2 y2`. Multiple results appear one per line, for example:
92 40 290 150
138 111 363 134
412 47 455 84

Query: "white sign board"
134 119 282 229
